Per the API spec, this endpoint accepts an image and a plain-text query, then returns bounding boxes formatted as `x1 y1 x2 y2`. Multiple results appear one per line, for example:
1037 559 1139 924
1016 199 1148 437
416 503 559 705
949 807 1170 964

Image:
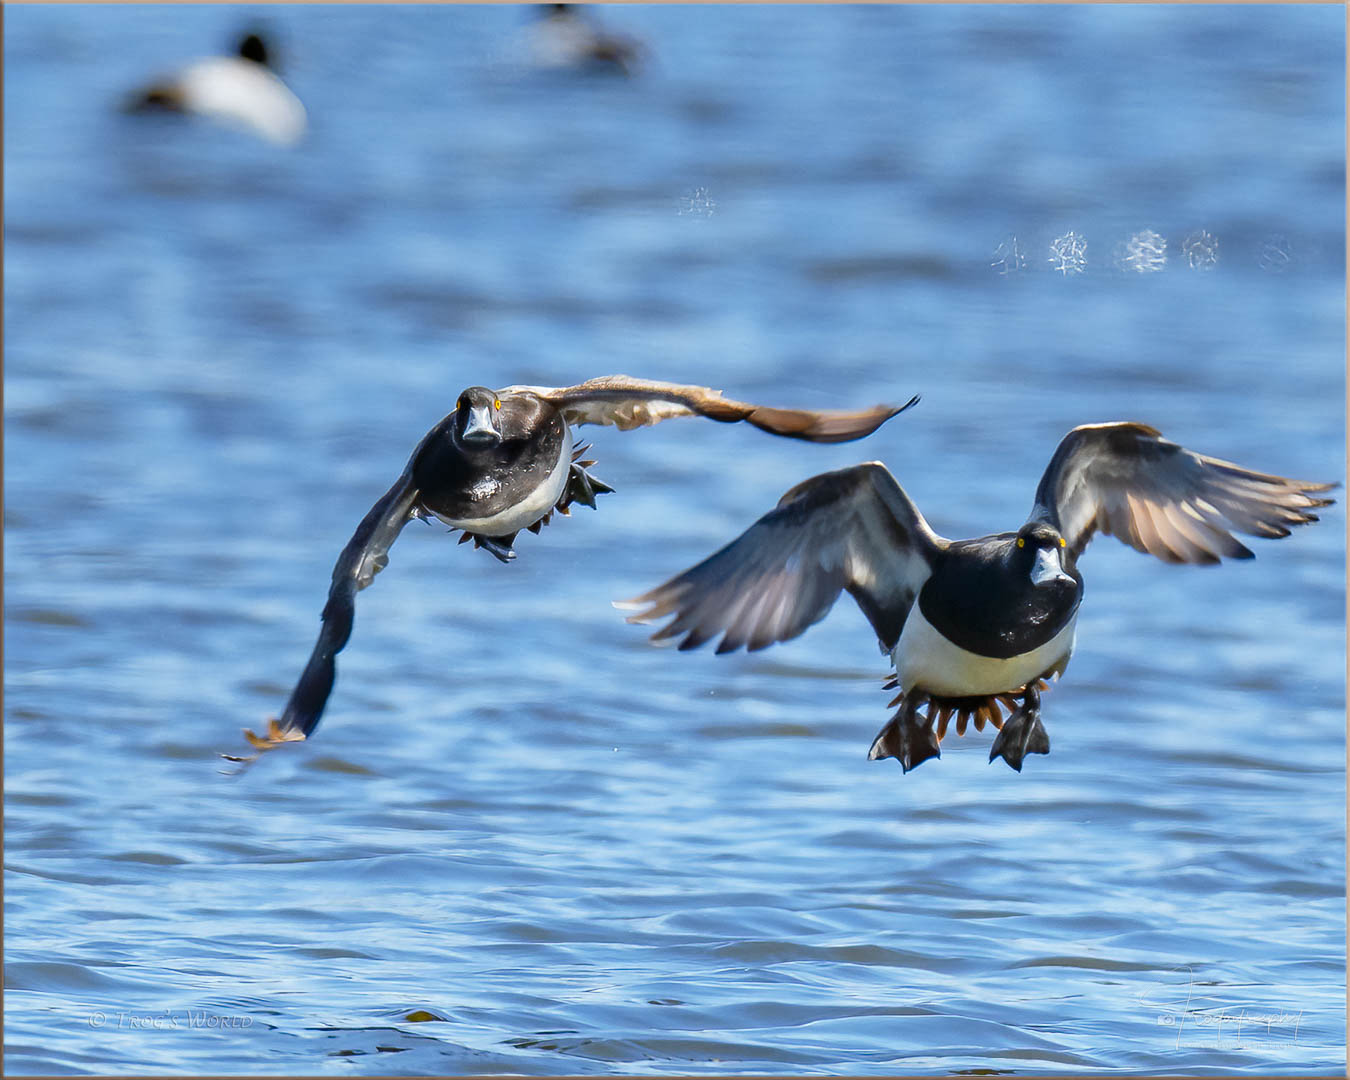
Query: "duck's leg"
987 684 1050 772
559 445 615 511
459 532 519 563
868 692 942 773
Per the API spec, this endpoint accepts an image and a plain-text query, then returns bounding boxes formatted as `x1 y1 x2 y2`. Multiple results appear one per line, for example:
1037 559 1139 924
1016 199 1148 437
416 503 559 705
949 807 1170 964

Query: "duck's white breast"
892 605 1077 697
433 424 573 536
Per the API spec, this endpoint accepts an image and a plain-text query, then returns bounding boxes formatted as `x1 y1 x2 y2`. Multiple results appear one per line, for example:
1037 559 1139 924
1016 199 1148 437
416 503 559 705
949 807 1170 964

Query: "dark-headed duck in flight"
623 422 1334 773
226 376 916 767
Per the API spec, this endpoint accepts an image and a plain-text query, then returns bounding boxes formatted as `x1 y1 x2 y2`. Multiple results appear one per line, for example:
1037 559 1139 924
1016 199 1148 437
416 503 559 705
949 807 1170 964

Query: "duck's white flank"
177 57 306 146
892 606 1077 698
530 16 599 69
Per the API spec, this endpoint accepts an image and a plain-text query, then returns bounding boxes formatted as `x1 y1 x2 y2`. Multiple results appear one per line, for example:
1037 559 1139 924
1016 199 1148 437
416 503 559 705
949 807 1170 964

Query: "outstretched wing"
1030 422 1336 566
620 462 944 654
504 375 918 443
271 467 423 740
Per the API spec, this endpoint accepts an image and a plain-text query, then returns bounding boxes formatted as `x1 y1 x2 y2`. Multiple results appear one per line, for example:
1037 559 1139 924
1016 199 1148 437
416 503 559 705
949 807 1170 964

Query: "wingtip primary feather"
745 393 919 444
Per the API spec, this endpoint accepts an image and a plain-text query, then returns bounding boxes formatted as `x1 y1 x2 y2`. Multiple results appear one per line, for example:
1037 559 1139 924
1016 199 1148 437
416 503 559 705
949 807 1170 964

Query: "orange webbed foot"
220 719 306 774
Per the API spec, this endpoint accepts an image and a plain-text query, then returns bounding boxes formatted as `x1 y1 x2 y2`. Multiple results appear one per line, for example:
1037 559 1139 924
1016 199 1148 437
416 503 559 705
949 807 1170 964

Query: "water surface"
5 5 1345 1075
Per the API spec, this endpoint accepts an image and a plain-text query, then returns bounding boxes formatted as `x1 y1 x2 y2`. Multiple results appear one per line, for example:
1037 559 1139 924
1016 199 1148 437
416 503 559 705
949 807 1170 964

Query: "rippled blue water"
5 4 1345 1075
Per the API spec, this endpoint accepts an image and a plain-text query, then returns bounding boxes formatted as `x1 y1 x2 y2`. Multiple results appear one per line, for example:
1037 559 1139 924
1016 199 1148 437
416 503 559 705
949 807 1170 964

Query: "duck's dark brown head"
1012 522 1076 589
451 387 561 450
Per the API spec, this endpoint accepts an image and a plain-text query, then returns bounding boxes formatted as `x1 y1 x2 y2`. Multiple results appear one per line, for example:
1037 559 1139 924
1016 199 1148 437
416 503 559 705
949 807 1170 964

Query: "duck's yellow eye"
1016 537 1025 549
1059 537 1066 548
493 399 501 410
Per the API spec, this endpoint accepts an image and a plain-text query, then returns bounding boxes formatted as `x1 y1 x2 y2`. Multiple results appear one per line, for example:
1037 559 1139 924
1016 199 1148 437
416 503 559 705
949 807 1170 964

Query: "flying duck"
123 31 307 146
226 376 917 766
528 4 645 77
622 422 1335 773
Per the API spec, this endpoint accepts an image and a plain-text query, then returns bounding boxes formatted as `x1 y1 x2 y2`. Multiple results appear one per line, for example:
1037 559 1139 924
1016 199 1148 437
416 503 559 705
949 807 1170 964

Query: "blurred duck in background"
123 30 307 146
527 4 645 77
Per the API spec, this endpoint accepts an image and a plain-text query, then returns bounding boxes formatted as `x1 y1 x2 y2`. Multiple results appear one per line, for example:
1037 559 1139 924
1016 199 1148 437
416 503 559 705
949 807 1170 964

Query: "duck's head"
452 387 561 450
238 32 271 67
453 387 506 447
1013 522 1076 589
